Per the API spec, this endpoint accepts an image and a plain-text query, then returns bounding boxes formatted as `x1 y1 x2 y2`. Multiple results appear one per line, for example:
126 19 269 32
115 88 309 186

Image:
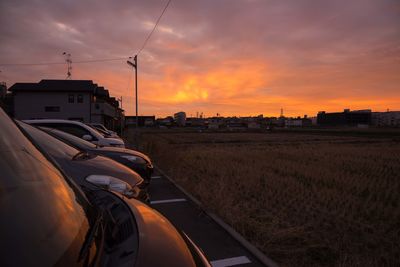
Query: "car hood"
125 198 197 267
61 155 143 187
96 147 151 163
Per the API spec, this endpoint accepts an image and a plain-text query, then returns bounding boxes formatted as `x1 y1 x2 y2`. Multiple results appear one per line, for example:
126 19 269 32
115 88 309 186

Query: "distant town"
1 79 399 130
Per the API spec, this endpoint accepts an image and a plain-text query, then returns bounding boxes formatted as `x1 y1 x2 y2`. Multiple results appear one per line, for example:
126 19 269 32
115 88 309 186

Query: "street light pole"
134 55 138 129
127 55 139 149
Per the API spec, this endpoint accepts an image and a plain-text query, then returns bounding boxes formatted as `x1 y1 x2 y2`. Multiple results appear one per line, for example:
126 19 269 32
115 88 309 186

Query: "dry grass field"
125 129 400 266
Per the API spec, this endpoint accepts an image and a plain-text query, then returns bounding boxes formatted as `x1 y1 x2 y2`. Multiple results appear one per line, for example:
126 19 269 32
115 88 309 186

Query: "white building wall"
14 92 92 122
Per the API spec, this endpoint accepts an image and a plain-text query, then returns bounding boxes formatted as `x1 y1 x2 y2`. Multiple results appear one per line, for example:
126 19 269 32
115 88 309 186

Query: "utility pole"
127 55 138 149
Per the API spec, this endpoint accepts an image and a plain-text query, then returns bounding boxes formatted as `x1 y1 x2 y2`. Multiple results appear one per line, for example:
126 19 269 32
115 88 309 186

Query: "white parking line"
150 198 187 205
210 256 251 267
151 175 162 179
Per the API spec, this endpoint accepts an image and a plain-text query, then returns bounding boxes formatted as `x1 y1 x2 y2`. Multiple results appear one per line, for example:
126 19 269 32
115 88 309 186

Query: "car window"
29 122 102 141
43 127 98 150
17 122 81 160
0 109 92 266
94 124 108 131
57 124 96 139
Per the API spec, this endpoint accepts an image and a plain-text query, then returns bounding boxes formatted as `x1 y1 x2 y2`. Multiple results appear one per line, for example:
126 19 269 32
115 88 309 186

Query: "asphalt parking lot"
148 171 267 267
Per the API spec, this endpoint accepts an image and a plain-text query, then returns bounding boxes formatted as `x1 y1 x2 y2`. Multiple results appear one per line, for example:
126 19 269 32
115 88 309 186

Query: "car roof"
23 119 86 125
23 119 105 139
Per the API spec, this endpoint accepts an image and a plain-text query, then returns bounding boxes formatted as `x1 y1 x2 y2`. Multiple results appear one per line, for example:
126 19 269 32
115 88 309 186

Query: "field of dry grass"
125 129 400 266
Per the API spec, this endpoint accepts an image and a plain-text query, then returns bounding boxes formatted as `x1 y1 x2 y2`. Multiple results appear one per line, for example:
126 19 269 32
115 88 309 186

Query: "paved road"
148 172 267 267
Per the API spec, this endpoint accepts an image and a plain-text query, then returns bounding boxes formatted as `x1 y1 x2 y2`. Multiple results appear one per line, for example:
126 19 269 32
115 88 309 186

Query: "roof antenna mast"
62 52 72 79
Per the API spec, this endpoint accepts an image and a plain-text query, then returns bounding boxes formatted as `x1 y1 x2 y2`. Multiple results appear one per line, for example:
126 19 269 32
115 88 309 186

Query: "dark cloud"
1 0 399 116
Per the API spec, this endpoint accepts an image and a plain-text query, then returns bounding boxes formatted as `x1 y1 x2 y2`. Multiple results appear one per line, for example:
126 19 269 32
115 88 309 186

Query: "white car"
86 123 120 138
24 119 125 148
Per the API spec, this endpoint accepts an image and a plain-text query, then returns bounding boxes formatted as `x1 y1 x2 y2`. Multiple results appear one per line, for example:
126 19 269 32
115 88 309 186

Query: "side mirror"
82 134 92 141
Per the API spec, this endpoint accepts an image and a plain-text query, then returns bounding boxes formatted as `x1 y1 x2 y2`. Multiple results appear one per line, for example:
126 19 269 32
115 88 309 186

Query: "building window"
44 106 60 112
68 94 74 103
77 94 83 103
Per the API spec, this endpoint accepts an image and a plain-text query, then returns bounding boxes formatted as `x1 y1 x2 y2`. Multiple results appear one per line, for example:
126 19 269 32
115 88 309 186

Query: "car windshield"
0 108 93 266
17 121 81 160
92 124 109 132
87 124 110 137
41 127 98 150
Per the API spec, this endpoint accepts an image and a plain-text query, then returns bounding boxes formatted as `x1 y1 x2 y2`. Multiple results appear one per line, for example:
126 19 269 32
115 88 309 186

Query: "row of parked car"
0 109 211 267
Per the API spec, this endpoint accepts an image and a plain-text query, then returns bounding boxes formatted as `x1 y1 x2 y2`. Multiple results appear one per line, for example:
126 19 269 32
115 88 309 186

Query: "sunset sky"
0 0 399 117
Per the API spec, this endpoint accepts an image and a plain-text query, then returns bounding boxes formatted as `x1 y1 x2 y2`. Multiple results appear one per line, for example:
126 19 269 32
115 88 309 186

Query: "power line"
136 0 172 55
1 0 172 68
74 57 127 63
0 62 64 66
0 57 128 67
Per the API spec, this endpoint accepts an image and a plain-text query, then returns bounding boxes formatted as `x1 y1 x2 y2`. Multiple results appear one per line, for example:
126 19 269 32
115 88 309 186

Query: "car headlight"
85 174 135 198
120 155 147 164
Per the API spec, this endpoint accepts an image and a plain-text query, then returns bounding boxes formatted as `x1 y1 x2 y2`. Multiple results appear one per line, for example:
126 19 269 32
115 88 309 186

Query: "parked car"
17 121 149 202
36 126 153 184
23 119 125 147
0 107 211 267
87 122 120 138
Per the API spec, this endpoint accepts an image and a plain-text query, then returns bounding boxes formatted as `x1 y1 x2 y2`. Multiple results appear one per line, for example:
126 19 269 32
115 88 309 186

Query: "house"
9 79 124 130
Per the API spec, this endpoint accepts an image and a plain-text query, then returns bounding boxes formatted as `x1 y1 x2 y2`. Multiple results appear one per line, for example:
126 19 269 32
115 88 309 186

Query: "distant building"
285 117 312 127
174 111 186 126
285 119 303 127
247 122 261 129
125 116 155 127
317 109 371 126
208 123 219 129
9 79 124 130
372 111 400 127
185 117 205 127
310 116 318 125
206 117 224 129
156 116 174 127
227 122 247 130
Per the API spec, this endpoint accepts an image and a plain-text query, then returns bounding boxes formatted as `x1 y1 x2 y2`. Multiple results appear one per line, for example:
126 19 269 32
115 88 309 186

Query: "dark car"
0 108 211 267
32 125 154 184
17 121 149 202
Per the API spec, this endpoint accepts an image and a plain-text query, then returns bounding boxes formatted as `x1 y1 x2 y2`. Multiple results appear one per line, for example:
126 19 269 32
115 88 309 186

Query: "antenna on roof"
62 52 72 79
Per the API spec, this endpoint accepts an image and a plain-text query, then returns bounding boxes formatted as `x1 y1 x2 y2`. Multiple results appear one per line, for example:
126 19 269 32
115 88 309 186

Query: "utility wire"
0 62 65 66
74 57 127 63
1 0 172 66
136 0 172 55
0 57 128 67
